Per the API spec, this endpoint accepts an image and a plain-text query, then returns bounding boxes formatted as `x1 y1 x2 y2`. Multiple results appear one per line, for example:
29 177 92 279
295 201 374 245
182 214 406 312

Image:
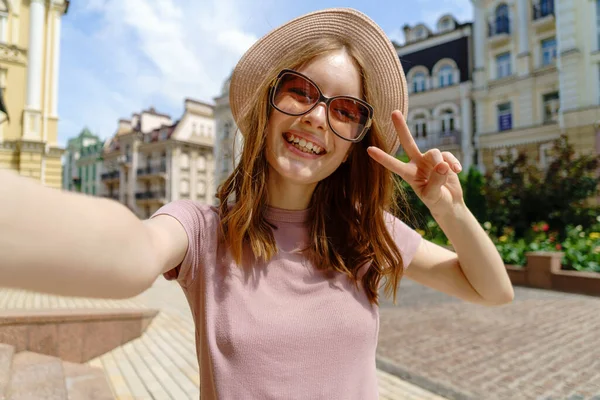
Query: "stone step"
0 348 115 400
6 351 67 400
62 361 114 400
0 343 15 400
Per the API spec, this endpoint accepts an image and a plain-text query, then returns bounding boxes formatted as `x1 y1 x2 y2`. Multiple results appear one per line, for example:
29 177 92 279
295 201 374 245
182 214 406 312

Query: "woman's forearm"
0 170 159 299
433 202 515 304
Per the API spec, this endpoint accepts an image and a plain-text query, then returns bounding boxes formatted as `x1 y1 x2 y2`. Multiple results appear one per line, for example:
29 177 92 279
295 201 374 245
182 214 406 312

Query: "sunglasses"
269 69 374 142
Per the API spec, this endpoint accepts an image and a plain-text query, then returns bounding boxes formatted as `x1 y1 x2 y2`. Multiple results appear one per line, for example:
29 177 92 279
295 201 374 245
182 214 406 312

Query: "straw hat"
229 8 408 155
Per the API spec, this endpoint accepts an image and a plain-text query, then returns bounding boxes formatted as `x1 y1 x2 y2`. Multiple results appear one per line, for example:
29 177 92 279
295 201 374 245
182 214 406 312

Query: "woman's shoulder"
152 199 221 232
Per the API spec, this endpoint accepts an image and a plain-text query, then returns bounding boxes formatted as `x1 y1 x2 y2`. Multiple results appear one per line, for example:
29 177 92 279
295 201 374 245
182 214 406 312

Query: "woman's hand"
367 110 465 218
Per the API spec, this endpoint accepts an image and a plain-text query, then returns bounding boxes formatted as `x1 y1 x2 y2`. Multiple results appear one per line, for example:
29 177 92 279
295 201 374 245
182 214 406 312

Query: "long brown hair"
217 36 413 305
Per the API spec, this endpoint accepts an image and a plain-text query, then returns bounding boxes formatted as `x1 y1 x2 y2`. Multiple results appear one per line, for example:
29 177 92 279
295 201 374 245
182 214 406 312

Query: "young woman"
0 8 513 400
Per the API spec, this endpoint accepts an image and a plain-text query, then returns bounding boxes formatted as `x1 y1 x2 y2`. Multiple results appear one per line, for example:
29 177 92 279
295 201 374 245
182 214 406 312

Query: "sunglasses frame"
269 69 374 143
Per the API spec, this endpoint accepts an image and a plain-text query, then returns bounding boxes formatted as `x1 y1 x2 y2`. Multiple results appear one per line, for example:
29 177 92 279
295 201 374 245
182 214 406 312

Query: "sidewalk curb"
375 356 473 400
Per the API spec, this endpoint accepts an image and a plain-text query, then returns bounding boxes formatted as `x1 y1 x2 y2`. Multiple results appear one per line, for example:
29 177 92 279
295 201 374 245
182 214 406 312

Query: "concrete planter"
506 251 600 296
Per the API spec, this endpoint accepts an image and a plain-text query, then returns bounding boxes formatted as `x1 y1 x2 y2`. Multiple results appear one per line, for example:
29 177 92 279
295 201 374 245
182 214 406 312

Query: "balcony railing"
101 171 120 181
137 163 167 176
488 17 510 37
135 190 167 201
533 0 554 20
413 130 462 151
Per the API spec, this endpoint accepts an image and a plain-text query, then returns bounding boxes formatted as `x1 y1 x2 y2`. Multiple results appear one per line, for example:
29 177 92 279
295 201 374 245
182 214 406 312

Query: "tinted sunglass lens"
272 74 319 115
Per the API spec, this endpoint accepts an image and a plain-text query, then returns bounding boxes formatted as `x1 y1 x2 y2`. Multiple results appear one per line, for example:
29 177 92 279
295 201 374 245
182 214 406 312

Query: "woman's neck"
266 171 316 210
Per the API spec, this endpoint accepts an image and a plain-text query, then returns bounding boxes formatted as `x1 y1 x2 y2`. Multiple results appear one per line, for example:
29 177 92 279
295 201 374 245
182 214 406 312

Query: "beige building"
213 74 243 189
0 0 69 188
101 99 216 219
396 15 475 171
471 0 600 173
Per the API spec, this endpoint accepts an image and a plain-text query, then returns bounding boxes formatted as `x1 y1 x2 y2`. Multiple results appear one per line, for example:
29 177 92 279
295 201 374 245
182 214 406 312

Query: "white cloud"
57 0 258 145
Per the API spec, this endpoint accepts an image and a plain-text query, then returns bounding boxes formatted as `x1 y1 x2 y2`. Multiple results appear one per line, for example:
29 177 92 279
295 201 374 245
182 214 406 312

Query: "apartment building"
0 0 69 188
213 74 243 189
471 0 600 172
61 127 102 192
395 15 476 171
101 99 216 219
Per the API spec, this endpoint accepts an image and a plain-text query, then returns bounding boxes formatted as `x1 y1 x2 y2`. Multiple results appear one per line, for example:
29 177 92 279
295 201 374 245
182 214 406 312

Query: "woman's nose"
300 103 327 131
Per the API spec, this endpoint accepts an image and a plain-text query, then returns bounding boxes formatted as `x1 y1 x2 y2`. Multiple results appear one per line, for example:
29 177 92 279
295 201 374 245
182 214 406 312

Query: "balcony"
137 163 167 180
101 171 120 184
413 130 462 152
488 18 510 47
532 0 555 30
135 190 167 205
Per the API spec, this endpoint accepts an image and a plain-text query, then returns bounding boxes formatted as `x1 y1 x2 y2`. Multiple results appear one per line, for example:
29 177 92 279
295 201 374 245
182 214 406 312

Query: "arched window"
495 4 510 35
413 114 427 138
413 72 426 93
441 109 455 133
180 152 189 169
439 65 454 87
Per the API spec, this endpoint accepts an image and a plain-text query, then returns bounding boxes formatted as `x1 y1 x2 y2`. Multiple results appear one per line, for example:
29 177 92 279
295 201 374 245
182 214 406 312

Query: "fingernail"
454 163 462 172
437 163 449 174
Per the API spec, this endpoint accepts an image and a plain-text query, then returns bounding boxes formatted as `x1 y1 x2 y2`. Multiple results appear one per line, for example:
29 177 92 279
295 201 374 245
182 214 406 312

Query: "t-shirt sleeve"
150 200 211 288
384 212 423 270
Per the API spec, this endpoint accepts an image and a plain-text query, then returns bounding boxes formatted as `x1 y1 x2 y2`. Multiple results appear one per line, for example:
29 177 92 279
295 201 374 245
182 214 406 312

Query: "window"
543 92 560 123
541 37 557 66
497 102 512 131
441 110 455 133
494 147 519 167
180 179 189 194
0 13 7 43
180 152 189 169
439 66 454 88
493 4 510 35
413 73 426 93
496 53 512 79
413 114 427 138
539 142 555 169
597 0 600 50
197 156 206 171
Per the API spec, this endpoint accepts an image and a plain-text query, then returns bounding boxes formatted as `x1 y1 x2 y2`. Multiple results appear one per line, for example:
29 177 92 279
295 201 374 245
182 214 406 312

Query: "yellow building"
0 0 69 188
471 0 600 173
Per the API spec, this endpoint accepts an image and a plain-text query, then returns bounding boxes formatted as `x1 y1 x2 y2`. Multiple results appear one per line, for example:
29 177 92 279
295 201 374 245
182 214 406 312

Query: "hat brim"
229 8 408 155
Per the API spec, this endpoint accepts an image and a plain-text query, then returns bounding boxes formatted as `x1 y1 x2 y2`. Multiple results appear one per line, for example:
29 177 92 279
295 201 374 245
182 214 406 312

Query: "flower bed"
485 219 600 273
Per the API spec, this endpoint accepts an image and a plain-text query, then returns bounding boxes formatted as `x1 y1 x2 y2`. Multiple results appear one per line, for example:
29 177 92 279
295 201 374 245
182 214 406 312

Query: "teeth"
284 133 324 155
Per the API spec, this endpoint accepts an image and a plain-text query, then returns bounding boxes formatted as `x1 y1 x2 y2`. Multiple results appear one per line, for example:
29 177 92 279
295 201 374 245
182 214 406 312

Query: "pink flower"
555 244 562 250
533 226 539 232
543 224 549 232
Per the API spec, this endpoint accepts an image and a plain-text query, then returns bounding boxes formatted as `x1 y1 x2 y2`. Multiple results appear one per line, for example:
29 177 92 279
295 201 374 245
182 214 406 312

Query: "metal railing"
137 163 167 176
413 130 462 151
135 190 167 200
101 171 120 181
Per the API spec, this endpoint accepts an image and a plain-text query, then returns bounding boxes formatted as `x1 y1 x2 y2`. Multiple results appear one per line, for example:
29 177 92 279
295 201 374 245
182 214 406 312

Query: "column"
517 0 531 76
170 147 181 202
473 0 487 88
190 150 198 201
23 0 45 140
460 83 474 171
51 8 61 116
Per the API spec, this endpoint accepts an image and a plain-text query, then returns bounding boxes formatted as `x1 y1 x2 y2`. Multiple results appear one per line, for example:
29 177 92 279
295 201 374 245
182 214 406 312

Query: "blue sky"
57 0 472 146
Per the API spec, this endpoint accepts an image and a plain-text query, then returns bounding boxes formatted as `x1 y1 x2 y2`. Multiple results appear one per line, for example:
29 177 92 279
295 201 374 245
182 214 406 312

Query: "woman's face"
265 49 363 187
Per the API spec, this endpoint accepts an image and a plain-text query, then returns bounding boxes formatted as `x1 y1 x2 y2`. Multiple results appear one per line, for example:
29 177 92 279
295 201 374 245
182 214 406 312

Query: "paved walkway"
0 278 446 400
377 279 600 400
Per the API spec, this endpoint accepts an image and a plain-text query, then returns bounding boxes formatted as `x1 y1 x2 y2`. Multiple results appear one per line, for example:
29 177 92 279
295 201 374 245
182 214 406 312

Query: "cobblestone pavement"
0 278 447 399
377 279 600 400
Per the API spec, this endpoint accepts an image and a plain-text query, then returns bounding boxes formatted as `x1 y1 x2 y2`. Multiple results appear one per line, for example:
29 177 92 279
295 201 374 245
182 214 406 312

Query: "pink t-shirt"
151 200 422 399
